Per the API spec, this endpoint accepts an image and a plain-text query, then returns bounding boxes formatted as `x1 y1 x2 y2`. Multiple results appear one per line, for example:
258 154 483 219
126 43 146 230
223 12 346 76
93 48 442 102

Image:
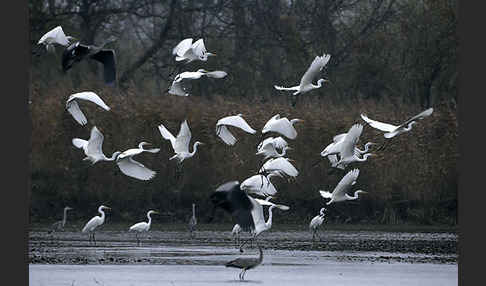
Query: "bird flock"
39 25 434 281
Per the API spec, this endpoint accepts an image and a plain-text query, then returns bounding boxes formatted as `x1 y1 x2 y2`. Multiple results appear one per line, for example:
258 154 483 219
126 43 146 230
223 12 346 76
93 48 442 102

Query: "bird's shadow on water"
222 280 263 284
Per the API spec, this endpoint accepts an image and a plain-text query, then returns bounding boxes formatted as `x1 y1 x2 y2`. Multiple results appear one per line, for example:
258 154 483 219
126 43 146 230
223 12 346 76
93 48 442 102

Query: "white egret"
168 69 227 96
188 203 197 238
259 157 299 179
274 53 331 95
129 210 159 246
216 114 256 146
38 26 76 52
66 91 111 126
319 169 367 205
333 124 375 168
309 207 326 242
225 244 263 281
257 136 288 152
262 114 303 139
172 38 216 63
323 142 376 170
72 126 121 164
158 120 204 164
115 142 160 181
82 205 111 245
361 108 434 138
240 174 279 197
256 142 292 160
49 206 73 233
231 224 242 247
62 40 117 85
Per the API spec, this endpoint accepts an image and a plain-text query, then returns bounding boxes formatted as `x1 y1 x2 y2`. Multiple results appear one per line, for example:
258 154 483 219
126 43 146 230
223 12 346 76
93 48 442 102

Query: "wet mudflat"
29 224 457 285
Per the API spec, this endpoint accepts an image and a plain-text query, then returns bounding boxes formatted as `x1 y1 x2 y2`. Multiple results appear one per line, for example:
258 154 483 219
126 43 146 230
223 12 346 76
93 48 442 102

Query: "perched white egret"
319 169 367 205
49 206 73 233
309 207 326 242
259 157 299 179
129 210 159 246
172 38 216 63
240 174 279 197
72 126 121 165
274 53 331 95
334 124 375 168
361 108 434 138
168 69 227 96
82 205 111 245
158 120 204 164
262 114 303 139
188 203 197 238
38 26 76 52
216 114 256 146
66 91 111 126
231 224 242 247
257 136 288 152
115 142 160 181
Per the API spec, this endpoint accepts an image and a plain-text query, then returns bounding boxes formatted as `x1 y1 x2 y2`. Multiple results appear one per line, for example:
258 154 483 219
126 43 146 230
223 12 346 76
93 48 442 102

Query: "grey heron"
82 205 110 245
319 169 367 205
48 206 73 233
115 142 160 181
188 203 197 238
72 126 121 164
66 92 111 126
262 114 303 140
172 38 216 63
225 244 263 281
128 210 159 246
215 114 256 146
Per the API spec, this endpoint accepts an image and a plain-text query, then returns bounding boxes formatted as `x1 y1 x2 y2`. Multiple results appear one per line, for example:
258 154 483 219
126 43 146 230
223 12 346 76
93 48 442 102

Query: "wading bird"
62 39 117 85
38 26 77 53
158 120 204 164
240 174 278 197
82 205 110 245
216 114 256 146
168 69 227 96
333 124 375 168
172 38 216 63
360 108 434 138
231 224 242 247
319 169 367 205
66 91 111 126
49 206 73 233
188 203 197 238
129 210 158 246
274 53 331 95
225 244 263 281
115 142 160 181
72 126 121 164
259 157 299 179
209 181 289 252
309 207 326 242
262 114 303 140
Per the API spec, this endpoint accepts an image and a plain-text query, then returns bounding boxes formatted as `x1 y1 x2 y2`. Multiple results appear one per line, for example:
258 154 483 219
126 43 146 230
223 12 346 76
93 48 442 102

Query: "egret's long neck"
313 79 325 88
355 153 373 162
190 143 200 156
147 213 152 226
265 206 276 231
106 152 120 161
356 142 373 154
98 208 106 222
404 121 416 131
192 205 196 218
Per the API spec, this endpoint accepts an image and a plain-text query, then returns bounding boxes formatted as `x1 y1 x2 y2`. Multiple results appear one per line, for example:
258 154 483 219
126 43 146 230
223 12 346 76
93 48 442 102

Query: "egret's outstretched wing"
205 71 227 79
174 120 192 153
217 115 256 134
274 85 299 91
117 157 156 181
332 169 360 198
340 124 363 158
240 175 277 197
38 26 70 46
299 53 331 87
66 100 88 125
263 117 297 139
216 125 237 146
191 38 207 58
168 79 188 96
68 92 111 111
173 38 193 56
360 114 397 132
177 71 205 80
319 190 333 199
86 126 106 159
333 133 347 143
260 158 299 177
158 123 177 149
397 108 434 129
72 138 88 149
254 198 290 211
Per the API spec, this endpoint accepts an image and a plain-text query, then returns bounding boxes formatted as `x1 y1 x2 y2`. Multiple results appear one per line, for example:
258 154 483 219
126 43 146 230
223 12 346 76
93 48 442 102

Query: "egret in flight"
319 169 367 205
66 92 111 126
226 244 263 281
274 53 331 95
256 142 292 160
49 206 73 233
361 108 434 138
257 136 288 152
72 126 120 164
309 207 326 242
168 69 227 96
116 142 160 181
262 114 303 139
38 26 77 53
240 174 278 197
129 210 159 246
82 205 110 245
62 40 117 85
188 203 197 238
172 38 215 63
216 114 256 146
331 124 376 169
158 120 204 164
259 157 299 179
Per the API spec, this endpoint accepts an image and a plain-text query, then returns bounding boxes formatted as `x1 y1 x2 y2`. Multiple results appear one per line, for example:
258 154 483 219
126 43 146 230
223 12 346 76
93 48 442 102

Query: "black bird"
62 40 117 85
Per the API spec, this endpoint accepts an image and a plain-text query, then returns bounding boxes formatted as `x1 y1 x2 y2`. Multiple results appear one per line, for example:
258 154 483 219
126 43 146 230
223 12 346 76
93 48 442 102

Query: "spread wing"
216 125 237 146
262 117 297 139
191 38 207 58
68 91 111 111
260 158 299 177
172 38 193 56
217 115 256 134
72 138 88 149
340 124 363 158
299 53 331 87
332 168 360 198
86 126 107 159
333 133 347 143
397 108 434 129
360 113 397 132
66 100 87 125
158 123 177 150
168 79 188 96
174 120 191 153
38 26 70 46
204 70 227 79
89 49 117 85
116 157 156 181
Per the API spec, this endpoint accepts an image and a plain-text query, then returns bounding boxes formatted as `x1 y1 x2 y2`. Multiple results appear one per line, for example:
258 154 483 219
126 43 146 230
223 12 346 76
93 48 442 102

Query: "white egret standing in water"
82 205 111 245
129 210 159 246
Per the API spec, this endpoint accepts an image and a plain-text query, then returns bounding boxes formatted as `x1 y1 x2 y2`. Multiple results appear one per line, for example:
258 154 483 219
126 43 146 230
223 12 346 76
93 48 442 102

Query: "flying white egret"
323 142 376 170
38 26 77 52
262 114 303 139
309 207 326 242
240 174 279 197
72 126 121 164
188 203 197 238
226 244 263 281
216 114 256 146
66 91 111 126
231 224 242 247
62 40 117 85
168 69 227 96
115 142 160 181
49 206 73 233
256 142 292 160
172 38 216 63
129 210 159 246
259 157 299 179
82 205 111 245
334 124 375 168
209 181 289 252
158 120 204 164
319 169 367 205
257 136 288 152
361 108 434 138
274 53 331 95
